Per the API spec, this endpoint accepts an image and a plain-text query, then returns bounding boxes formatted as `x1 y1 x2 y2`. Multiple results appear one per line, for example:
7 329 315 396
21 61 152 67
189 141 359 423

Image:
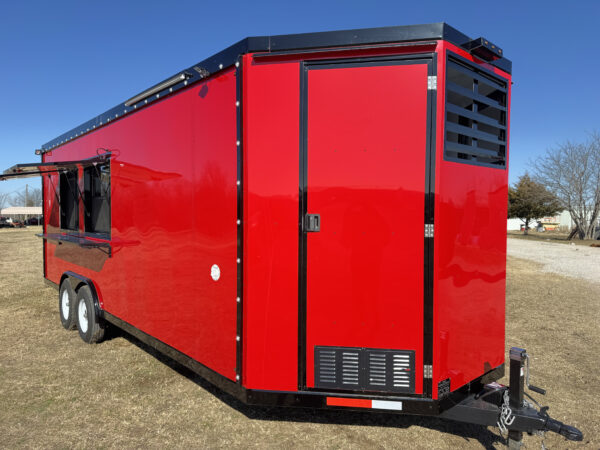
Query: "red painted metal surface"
304 63 429 392
44 69 239 380
431 41 511 397
242 56 300 390
326 397 372 408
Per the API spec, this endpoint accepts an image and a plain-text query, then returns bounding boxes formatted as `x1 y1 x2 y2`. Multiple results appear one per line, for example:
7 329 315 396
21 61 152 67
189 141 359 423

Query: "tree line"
0 186 43 211
509 132 600 240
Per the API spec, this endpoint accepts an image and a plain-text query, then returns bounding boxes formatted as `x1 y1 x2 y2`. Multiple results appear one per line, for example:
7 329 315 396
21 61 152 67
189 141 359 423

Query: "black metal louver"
444 55 508 168
315 346 415 393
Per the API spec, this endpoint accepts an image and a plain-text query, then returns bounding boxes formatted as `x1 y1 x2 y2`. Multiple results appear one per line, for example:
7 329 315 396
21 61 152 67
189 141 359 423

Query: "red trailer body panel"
242 56 301 391
304 62 429 393
431 42 511 397
44 69 239 381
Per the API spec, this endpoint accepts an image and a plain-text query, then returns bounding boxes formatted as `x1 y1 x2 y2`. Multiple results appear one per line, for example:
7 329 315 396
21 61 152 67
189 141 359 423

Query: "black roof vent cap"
462 37 503 61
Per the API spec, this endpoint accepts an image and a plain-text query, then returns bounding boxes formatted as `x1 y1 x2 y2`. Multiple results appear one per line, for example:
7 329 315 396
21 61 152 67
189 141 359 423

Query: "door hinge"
424 365 433 379
305 214 321 232
425 223 434 238
427 76 437 90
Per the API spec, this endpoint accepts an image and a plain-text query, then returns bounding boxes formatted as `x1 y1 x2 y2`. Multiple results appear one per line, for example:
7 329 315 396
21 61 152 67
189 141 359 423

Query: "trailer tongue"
441 348 583 446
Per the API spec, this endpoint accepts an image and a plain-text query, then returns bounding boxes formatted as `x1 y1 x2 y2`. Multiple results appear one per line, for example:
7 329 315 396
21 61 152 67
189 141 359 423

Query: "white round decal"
210 264 221 281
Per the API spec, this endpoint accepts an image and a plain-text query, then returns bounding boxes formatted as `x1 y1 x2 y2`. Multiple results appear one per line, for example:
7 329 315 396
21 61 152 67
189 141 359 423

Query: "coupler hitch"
440 347 583 447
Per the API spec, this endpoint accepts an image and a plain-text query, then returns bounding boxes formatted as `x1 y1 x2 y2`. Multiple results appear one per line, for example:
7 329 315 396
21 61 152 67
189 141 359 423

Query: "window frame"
59 169 80 231
83 161 111 239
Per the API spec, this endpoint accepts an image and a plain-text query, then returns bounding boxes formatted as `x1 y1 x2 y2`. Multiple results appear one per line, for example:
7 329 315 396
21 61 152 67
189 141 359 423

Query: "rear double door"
300 57 433 396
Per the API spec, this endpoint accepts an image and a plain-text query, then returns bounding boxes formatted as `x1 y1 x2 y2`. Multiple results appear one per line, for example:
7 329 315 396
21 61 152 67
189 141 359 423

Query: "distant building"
0 206 43 222
507 210 597 232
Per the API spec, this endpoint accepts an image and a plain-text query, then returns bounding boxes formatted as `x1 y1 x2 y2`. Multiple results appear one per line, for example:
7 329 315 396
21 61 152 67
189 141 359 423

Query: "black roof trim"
42 23 511 151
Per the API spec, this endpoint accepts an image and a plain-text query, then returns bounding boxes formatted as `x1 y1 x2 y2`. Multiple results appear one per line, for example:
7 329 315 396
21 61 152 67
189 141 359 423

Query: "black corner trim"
422 58 437 398
235 56 244 385
298 61 308 391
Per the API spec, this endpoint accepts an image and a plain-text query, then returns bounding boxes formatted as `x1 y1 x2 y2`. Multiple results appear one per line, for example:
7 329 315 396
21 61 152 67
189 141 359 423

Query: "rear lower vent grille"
315 346 415 393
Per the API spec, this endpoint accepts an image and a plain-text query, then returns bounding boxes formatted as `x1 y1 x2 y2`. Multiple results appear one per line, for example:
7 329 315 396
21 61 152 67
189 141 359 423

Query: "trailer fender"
62 271 104 320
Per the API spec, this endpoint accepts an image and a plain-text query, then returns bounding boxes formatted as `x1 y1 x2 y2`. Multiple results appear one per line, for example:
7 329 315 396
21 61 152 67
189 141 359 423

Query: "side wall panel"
44 70 238 380
432 42 511 396
242 56 300 390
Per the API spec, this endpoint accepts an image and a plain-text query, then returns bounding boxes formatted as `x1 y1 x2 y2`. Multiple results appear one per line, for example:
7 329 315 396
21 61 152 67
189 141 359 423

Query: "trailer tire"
59 279 76 330
75 285 105 344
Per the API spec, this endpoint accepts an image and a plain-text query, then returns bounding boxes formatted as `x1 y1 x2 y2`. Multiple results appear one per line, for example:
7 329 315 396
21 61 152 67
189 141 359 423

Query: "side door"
301 57 433 395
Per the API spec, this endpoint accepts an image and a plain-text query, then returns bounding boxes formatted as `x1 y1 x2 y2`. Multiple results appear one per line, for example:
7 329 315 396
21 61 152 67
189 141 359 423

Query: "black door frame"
297 53 437 397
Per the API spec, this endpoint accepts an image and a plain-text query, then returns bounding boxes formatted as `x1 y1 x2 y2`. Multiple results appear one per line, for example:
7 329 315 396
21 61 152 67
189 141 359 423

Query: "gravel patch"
507 238 600 285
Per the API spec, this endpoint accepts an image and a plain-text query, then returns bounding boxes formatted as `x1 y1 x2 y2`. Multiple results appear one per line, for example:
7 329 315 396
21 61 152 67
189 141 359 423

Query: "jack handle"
524 352 546 395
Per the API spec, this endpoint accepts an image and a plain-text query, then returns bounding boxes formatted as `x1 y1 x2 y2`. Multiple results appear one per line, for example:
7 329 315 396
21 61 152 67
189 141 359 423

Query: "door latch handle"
305 214 320 232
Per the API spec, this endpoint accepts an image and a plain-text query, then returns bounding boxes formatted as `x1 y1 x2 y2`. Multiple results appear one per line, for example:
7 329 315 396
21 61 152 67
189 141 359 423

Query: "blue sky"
1 0 598 198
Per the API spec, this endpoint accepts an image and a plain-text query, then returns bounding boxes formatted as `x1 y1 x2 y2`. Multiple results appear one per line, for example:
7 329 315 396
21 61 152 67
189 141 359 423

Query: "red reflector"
326 397 372 408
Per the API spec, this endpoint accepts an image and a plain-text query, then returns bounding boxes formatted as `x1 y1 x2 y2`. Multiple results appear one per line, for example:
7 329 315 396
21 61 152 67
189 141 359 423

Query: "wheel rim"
61 290 70 321
78 300 89 333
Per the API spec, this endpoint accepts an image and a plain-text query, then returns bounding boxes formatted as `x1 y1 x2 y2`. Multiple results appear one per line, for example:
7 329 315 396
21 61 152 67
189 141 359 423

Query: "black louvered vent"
315 346 415 393
444 55 508 168
341 350 360 387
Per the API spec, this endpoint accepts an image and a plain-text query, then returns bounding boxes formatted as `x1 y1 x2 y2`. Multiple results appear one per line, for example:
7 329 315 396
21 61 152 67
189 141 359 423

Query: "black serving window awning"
0 154 110 180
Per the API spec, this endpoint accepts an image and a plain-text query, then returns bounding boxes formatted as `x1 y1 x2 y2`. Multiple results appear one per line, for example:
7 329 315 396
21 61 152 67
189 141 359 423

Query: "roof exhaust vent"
462 37 503 61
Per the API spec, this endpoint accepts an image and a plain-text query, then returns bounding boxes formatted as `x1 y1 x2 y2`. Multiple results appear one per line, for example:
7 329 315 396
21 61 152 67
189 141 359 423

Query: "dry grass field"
0 227 598 449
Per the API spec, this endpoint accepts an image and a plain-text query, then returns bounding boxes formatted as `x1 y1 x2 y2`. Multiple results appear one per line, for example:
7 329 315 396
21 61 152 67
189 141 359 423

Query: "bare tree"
0 191 9 211
533 132 600 239
11 186 43 207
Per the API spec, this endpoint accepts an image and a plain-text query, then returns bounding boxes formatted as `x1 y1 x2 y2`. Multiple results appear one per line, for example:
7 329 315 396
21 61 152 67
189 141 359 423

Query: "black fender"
61 271 104 320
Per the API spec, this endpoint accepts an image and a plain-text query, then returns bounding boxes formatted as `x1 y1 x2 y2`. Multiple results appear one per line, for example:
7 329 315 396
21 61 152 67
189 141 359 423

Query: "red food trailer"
2 23 582 446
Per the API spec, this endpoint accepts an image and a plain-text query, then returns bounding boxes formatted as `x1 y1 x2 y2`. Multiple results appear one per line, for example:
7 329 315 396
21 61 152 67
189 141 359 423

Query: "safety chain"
497 390 516 436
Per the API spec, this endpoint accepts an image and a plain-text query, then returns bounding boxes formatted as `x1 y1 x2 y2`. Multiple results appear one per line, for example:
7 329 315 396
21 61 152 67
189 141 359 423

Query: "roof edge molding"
41 23 511 152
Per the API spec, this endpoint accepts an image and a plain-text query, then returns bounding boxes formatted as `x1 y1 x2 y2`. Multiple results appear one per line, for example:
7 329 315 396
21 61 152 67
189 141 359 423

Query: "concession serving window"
1 153 113 252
